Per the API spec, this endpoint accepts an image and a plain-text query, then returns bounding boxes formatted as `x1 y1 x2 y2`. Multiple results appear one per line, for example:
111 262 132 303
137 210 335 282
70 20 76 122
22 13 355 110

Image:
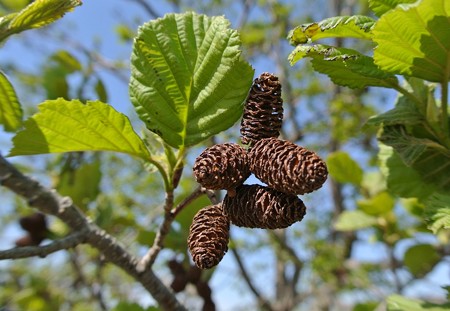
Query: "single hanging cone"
223 184 307 229
240 72 283 147
193 143 250 193
249 138 328 195
188 204 230 269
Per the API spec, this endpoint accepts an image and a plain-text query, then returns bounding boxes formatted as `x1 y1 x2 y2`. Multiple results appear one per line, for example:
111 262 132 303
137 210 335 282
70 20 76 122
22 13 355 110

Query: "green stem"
148 157 170 192
441 81 449 137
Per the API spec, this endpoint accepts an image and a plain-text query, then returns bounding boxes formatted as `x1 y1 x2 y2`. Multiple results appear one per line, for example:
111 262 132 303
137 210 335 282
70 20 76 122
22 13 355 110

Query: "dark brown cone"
193 143 250 192
249 138 328 195
240 72 283 147
188 204 230 269
223 184 307 229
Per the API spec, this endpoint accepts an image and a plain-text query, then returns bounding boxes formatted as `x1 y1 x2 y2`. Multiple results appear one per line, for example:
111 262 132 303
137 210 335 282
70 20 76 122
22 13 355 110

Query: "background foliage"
0 0 448 310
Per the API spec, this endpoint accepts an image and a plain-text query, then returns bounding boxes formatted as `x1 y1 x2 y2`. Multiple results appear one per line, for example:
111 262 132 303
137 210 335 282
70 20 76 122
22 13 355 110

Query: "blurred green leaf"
288 15 375 45
129 12 254 148
424 193 450 233
9 99 151 161
289 44 398 89
0 70 22 132
353 301 379 311
112 302 160 311
327 151 363 185
387 294 450 311
373 0 450 82
404 244 440 277
94 78 108 103
335 210 378 231
358 191 395 216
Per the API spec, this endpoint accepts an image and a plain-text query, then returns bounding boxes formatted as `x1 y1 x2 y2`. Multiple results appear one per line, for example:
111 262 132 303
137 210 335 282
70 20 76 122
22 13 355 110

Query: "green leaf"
373 0 450 82
334 210 378 231
56 156 102 210
0 0 82 43
404 244 441 277
352 301 379 311
387 294 450 311
288 15 375 45
129 12 254 149
367 95 424 126
327 151 363 185
0 70 22 132
369 0 417 17
358 191 395 216
424 193 450 233
289 44 398 89
9 99 151 161
378 144 436 199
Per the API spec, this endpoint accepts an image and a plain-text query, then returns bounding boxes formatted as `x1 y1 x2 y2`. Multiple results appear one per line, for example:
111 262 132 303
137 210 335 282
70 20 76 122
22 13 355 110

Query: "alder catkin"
193 143 250 192
240 72 283 147
188 204 230 269
222 184 307 229
249 138 328 195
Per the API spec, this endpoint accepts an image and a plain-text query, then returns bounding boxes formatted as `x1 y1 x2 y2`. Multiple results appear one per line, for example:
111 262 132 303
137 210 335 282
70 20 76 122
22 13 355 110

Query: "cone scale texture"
249 138 328 195
223 184 307 229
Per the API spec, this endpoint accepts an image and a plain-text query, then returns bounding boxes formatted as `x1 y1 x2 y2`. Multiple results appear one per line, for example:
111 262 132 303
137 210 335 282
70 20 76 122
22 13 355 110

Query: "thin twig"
230 242 274 311
128 0 160 18
137 186 207 272
0 154 187 311
0 230 88 260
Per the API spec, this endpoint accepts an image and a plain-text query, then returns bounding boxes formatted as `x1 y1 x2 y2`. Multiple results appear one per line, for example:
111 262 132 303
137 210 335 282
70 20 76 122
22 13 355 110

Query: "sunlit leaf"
369 0 417 17
327 151 363 185
289 44 398 89
378 144 436 199
0 0 82 42
335 210 378 231
0 70 22 132
373 0 450 82
129 12 254 149
9 99 151 161
387 294 450 311
424 193 450 233
288 15 375 45
358 191 395 216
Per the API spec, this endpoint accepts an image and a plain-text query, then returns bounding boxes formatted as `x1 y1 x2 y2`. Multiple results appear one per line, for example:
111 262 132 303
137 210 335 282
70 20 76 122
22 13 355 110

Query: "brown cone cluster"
188 72 327 270
240 72 283 146
249 137 328 195
223 184 306 229
187 204 230 269
193 143 250 194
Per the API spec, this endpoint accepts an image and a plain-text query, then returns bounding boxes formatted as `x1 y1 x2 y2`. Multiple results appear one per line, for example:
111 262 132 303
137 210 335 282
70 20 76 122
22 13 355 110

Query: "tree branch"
0 230 88 260
0 154 187 311
230 242 274 311
127 0 160 18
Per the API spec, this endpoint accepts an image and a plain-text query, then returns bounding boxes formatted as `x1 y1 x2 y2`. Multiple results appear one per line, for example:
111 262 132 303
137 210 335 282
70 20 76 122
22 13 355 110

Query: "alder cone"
193 143 250 192
249 138 328 195
240 72 283 146
223 184 307 229
188 204 230 269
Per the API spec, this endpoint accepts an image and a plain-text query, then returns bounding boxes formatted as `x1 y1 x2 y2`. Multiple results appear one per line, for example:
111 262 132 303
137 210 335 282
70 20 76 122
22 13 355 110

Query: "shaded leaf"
327 151 363 185
129 12 254 149
335 210 378 231
424 193 450 233
378 144 436 199
387 294 450 311
404 244 440 277
289 44 398 89
0 0 82 42
369 0 417 17
358 191 395 216
353 301 379 311
9 99 151 161
367 95 424 126
0 70 22 132
373 0 450 82
288 15 375 45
